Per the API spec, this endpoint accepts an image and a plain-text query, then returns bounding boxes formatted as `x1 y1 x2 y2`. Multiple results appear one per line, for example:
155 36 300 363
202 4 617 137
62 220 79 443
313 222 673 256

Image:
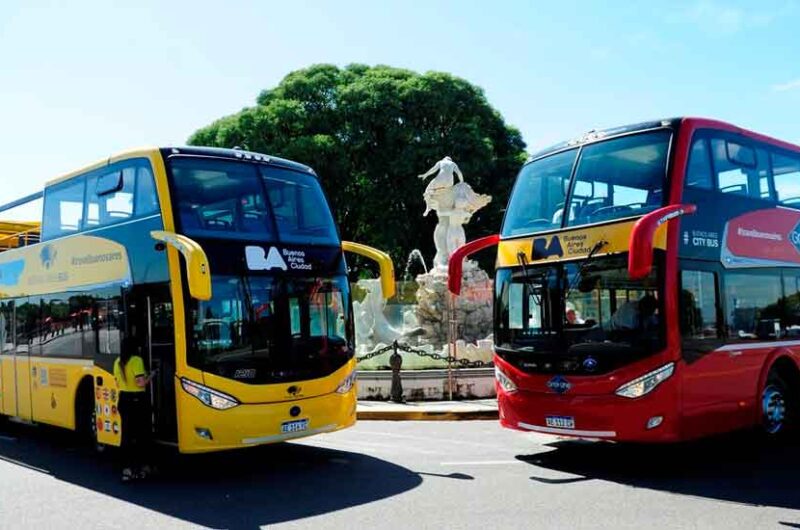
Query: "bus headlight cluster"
495 366 518 394
181 378 240 410
336 370 358 394
615 363 675 399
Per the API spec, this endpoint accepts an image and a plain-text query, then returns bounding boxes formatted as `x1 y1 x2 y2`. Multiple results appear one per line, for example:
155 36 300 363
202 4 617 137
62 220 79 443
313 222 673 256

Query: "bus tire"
760 362 799 438
74 377 97 446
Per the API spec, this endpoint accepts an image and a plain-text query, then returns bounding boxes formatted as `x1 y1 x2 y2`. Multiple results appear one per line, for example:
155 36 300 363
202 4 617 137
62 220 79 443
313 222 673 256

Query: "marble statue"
419 156 464 217
419 157 491 271
353 278 423 349
352 156 495 371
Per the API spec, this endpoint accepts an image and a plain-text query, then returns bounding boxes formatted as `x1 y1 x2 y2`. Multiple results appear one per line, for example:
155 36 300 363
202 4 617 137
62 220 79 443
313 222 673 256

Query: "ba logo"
287 385 302 396
246 246 287 271
790 221 800 254
39 244 57 269
532 236 563 260
546 375 571 394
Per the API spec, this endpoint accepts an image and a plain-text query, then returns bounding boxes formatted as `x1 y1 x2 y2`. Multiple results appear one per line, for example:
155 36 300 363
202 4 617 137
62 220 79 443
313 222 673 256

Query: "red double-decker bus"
450 117 800 442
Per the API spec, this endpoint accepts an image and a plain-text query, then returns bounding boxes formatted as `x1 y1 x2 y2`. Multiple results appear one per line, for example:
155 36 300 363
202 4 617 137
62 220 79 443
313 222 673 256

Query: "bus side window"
40 296 81 358
86 168 135 228
95 296 122 356
14 297 40 354
724 273 782 340
0 301 13 354
681 270 719 341
42 176 86 240
771 151 800 207
685 138 713 189
712 139 750 196
135 164 159 216
782 276 800 337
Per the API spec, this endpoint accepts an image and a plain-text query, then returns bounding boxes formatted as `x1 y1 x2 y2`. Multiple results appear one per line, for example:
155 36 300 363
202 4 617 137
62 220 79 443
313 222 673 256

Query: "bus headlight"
181 378 240 410
336 370 358 394
495 366 518 394
615 363 674 399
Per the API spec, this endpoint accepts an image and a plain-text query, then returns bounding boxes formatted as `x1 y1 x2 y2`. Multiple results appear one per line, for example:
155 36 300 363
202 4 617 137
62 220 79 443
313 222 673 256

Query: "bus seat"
241 211 267 233
179 205 202 231
574 198 607 221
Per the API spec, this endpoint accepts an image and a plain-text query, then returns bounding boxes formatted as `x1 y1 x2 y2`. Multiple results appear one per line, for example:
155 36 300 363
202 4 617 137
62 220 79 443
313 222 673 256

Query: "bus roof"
527 117 800 163
45 146 316 187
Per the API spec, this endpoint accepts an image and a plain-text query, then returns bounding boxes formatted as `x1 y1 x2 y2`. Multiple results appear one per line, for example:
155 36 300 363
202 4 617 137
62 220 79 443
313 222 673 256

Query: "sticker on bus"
545 416 575 429
281 419 309 434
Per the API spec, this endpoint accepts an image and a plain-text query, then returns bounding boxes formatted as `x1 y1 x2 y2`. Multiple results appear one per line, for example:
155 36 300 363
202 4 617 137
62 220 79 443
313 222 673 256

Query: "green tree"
189 64 526 271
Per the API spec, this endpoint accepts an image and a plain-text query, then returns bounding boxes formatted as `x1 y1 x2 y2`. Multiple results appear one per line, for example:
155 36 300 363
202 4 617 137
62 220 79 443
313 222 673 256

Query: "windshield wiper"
562 240 608 317
516 251 543 307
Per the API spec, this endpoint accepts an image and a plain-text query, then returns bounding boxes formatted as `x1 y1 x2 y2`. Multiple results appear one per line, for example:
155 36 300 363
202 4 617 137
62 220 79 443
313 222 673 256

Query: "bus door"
130 286 177 442
0 301 15 416
13 297 36 421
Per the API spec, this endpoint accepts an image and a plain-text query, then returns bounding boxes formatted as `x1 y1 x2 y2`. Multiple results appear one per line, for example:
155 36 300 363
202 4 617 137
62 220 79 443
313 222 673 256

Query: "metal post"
389 340 404 403
146 297 156 430
447 292 455 400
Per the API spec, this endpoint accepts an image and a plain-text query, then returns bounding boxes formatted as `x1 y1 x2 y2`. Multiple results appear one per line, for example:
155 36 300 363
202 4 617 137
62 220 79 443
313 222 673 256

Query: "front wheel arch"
759 356 800 436
74 375 95 438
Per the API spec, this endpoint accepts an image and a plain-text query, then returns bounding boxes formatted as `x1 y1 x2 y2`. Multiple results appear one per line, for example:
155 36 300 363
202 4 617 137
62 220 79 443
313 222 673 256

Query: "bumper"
176 387 357 453
497 380 681 442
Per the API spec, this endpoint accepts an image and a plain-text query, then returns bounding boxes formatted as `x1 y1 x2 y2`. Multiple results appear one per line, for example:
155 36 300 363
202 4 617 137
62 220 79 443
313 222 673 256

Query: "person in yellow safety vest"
113 336 156 482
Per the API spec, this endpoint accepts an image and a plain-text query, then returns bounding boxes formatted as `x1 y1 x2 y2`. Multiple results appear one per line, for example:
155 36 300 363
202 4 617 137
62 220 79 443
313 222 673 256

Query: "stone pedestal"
415 261 493 347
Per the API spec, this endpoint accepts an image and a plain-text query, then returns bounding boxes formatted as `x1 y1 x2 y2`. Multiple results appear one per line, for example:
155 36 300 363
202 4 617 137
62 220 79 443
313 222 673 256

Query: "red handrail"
447 234 500 295
628 204 696 279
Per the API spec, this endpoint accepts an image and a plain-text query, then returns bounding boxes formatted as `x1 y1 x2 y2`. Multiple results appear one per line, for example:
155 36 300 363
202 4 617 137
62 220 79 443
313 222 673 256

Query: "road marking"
299 438 442 455
0 435 16 442
440 460 523 466
0 455 50 474
357 430 498 448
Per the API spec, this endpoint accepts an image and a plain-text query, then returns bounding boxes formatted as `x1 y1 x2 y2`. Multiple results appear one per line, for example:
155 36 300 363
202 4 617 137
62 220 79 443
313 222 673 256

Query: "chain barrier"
355 343 395 363
356 340 492 368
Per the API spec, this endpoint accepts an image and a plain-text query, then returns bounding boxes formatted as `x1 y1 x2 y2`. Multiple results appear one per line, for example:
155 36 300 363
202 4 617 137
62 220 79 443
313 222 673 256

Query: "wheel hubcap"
762 385 786 434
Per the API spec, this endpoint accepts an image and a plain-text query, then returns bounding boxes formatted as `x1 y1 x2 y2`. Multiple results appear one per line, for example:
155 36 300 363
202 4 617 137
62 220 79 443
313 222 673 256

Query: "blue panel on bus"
0 259 25 286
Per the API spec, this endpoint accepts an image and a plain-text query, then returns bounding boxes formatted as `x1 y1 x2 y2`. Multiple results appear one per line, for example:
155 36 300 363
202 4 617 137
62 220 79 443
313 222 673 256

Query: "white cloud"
773 79 800 92
687 1 746 34
681 0 790 35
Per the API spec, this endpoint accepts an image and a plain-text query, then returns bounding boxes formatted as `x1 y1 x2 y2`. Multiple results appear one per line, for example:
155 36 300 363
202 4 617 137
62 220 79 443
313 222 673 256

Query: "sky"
1 0 799 221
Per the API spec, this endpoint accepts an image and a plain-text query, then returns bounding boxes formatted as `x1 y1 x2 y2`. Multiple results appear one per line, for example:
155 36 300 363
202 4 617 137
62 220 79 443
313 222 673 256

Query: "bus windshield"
502 130 672 237
169 158 339 245
495 253 664 374
189 274 352 384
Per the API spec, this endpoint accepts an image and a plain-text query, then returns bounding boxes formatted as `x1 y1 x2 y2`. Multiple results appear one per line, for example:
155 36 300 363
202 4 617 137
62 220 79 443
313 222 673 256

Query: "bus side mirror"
151 230 212 300
341 241 396 300
448 234 500 295
628 204 696 280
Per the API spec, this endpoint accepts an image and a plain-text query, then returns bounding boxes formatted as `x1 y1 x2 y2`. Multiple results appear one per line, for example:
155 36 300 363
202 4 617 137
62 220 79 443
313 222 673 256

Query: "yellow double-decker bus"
0 147 394 453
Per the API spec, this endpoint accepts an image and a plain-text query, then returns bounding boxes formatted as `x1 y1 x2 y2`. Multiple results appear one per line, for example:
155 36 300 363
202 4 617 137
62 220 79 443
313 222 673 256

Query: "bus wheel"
761 371 792 436
75 379 98 448
91 407 106 453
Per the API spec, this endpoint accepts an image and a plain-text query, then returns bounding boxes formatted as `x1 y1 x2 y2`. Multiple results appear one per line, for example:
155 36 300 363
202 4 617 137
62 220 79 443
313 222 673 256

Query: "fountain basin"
357 367 496 401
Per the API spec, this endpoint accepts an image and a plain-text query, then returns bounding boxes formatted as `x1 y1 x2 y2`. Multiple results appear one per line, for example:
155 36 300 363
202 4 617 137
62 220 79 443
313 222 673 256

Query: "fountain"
403 249 428 279
354 157 496 398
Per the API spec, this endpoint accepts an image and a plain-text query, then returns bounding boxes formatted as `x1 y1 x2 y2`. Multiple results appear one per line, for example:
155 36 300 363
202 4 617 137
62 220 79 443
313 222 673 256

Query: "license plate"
545 415 575 429
281 419 309 434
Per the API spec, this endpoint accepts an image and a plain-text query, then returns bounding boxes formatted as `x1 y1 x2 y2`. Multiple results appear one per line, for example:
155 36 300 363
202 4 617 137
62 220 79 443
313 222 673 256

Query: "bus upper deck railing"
0 223 42 251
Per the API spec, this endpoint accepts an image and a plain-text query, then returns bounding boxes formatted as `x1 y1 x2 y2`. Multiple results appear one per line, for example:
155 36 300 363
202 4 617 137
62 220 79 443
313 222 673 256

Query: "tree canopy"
189 64 526 271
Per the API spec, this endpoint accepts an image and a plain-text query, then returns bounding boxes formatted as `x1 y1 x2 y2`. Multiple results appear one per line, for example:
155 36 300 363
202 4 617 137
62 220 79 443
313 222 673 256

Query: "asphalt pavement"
0 418 798 529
